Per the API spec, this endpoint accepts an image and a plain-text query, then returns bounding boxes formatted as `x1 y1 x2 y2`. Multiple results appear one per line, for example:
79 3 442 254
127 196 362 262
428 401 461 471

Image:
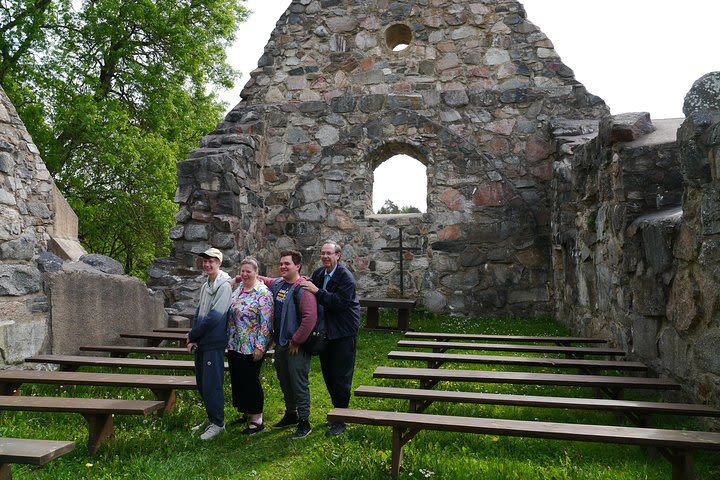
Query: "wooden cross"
381 226 422 295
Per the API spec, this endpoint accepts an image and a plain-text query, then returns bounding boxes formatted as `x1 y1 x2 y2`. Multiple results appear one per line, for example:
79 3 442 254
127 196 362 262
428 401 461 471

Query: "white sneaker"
200 423 226 441
191 418 209 432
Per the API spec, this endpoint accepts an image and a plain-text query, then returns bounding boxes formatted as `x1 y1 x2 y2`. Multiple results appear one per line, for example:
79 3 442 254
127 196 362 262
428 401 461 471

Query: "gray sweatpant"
273 344 311 420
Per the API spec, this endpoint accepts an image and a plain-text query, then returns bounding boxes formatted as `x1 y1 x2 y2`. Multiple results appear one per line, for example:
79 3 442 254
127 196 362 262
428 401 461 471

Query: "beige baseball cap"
198 247 223 263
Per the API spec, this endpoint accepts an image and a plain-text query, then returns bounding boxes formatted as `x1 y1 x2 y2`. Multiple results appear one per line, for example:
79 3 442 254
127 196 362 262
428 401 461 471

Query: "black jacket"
311 263 360 340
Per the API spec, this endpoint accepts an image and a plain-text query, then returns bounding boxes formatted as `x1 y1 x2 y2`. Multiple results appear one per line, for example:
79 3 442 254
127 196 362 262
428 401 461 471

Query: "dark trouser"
194 348 225 427
273 344 311 420
319 335 357 408
227 350 264 415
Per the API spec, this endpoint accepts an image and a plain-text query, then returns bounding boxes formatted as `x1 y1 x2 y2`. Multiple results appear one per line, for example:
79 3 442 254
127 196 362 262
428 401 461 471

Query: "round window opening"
385 23 412 52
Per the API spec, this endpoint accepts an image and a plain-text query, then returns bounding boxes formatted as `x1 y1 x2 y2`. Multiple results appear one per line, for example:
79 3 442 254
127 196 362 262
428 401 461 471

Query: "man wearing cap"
187 247 232 441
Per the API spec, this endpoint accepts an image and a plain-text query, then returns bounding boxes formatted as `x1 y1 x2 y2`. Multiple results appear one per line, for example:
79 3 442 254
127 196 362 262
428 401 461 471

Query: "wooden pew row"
0 370 196 413
354 385 720 426
405 331 607 345
373 366 680 399
80 345 188 357
387 350 647 374
397 340 625 358
360 297 416 331
0 397 164 454
25 354 228 372
119 331 187 347
327 408 720 480
0 437 75 480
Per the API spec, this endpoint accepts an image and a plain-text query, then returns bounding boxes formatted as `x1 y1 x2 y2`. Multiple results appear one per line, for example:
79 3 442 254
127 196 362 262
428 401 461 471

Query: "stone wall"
551 96 720 409
0 85 167 366
154 0 608 319
0 86 56 364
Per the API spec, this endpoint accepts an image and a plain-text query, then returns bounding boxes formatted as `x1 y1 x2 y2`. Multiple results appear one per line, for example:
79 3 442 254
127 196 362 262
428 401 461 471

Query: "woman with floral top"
226 257 273 434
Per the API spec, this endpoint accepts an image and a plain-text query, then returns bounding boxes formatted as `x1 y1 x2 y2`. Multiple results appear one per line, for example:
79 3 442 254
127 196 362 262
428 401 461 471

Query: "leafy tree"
377 199 421 214
0 0 247 277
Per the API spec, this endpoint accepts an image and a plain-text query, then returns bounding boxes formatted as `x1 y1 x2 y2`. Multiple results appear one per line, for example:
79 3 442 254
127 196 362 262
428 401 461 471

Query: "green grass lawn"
2 311 719 479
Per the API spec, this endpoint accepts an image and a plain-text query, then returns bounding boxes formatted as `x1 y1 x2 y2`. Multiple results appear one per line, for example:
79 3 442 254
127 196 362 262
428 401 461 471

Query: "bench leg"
366 307 379 329
82 413 114 455
0 463 10 480
151 389 176 414
658 449 695 480
391 427 421 478
397 309 410 331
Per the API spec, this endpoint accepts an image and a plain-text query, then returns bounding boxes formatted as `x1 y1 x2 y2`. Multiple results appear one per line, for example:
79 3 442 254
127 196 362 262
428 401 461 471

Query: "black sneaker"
326 421 347 436
272 412 298 429
291 419 312 439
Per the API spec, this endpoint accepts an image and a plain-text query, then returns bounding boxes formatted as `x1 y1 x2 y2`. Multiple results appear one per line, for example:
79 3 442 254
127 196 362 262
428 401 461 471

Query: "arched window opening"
373 155 427 214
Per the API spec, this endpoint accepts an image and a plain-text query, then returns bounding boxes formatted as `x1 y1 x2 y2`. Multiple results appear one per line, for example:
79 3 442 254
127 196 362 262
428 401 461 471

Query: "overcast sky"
219 0 719 212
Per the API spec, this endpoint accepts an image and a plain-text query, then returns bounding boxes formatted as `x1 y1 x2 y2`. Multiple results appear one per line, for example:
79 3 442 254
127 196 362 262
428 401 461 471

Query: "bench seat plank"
354 385 720 418
0 395 165 415
0 396 165 455
397 340 625 357
387 351 647 372
119 331 186 347
0 370 195 414
405 331 607 344
0 437 75 465
25 354 229 372
327 408 720 480
373 366 680 398
80 345 188 356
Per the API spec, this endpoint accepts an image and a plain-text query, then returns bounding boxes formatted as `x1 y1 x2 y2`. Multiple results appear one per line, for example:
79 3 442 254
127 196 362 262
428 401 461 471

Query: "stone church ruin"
1 0 719 409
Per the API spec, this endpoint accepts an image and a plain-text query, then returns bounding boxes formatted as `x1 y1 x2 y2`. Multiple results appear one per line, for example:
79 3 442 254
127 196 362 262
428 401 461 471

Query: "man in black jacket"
300 241 360 436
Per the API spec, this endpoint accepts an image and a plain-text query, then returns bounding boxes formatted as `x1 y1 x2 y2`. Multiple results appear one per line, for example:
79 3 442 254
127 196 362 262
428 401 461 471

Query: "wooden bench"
0 396 164 454
153 327 190 333
397 339 626 358
0 370 196 413
354 385 720 426
387 350 648 374
119 331 187 347
0 437 75 480
327 408 720 479
360 297 416 331
373 366 681 399
405 331 608 345
25 354 229 372
80 345 188 357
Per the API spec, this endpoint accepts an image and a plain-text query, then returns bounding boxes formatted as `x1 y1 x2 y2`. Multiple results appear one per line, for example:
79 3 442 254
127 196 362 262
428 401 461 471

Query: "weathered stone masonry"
155 0 608 320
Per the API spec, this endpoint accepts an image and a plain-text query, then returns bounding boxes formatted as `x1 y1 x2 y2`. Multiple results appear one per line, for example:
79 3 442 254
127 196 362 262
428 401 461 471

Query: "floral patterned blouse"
226 281 273 354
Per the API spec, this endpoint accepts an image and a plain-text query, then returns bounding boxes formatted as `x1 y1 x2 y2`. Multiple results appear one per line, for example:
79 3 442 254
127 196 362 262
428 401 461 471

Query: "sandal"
241 421 265 435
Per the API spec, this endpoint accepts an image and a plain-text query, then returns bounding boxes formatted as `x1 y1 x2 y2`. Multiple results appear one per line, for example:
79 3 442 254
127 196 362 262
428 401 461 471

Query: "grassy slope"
2 311 718 479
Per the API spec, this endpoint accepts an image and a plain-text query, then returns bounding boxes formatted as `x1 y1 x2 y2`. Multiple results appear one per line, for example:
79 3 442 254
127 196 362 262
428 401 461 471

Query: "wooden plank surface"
0 396 165 415
80 345 188 356
327 408 720 449
387 351 647 372
404 331 607 344
119 331 187 341
26 354 229 371
359 298 417 308
0 370 197 389
0 437 75 465
397 340 625 356
354 386 720 417
373 366 681 390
